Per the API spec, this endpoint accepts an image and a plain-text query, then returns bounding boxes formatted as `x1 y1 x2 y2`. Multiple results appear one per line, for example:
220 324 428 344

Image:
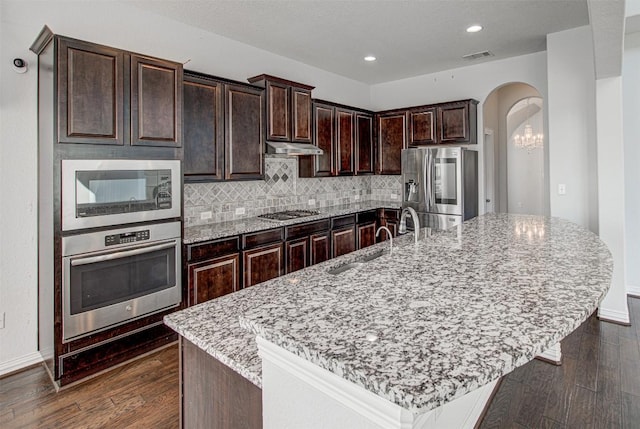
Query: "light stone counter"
165 213 612 414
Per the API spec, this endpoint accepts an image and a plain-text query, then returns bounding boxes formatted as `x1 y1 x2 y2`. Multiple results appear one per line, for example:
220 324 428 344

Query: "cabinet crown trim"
247 74 315 91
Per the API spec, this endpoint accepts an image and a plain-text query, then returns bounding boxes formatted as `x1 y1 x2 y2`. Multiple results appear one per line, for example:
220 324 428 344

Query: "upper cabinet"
299 101 373 178
56 36 182 147
130 55 183 147
183 72 264 182
437 100 478 144
247 74 314 144
376 111 407 175
408 107 436 146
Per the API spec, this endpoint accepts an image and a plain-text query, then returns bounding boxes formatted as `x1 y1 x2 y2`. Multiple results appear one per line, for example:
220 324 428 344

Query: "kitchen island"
165 213 612 428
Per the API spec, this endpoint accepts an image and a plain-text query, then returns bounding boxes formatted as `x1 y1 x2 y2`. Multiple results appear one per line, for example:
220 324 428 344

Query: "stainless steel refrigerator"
401 147 478 230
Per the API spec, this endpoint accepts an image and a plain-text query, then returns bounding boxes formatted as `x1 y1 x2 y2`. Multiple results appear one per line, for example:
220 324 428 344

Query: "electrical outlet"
354 195 360 201
558 184 566 195
390 193 398 200
308 199 316 206
200 211 212 220
235 207 246 215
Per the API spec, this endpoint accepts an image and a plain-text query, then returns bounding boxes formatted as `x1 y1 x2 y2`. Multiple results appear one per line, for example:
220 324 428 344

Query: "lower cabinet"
377 209 400 242
357 222 377 249
244 242 283 287
188 253 240 305
310 231 331 265
285 237 308 274
332 226 356 258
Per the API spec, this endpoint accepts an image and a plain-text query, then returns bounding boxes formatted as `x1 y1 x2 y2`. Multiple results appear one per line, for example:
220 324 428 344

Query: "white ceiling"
128 0 591 84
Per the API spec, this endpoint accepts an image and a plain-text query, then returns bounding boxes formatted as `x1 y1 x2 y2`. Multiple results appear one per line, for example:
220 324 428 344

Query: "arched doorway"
482 83 548 215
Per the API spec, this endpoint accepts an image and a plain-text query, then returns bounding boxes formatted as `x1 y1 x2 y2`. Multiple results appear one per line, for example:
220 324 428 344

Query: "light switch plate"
235 207 246 215
308 199 316 206
200 211 212 220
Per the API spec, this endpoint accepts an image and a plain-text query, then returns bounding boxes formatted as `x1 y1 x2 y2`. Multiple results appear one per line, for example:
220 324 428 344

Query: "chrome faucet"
375 226 393 254
398 207 420 244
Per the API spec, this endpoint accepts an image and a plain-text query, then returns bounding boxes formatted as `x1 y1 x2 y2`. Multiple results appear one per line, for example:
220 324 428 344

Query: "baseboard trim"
627 284 640 298
0 352 43 378
597 307 631 326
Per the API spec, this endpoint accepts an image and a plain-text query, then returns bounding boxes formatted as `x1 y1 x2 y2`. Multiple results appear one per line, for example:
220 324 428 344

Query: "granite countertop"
165 213 612 414
183 200 401 244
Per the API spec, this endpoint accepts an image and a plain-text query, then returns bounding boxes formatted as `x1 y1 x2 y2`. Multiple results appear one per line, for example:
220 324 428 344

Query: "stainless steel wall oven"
62 221 181 342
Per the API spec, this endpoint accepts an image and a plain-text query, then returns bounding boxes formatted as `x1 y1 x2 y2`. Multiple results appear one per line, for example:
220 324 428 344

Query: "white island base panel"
257 336 499 429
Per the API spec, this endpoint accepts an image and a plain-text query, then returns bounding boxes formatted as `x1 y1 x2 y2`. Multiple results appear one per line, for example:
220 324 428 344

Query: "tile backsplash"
184 155 403 227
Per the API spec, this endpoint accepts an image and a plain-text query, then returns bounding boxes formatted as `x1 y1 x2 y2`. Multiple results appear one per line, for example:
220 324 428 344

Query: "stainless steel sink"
327 250 386 275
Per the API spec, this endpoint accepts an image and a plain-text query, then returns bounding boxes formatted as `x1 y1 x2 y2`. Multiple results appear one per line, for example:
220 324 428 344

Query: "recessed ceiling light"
364 55 376 62
466 25 483 33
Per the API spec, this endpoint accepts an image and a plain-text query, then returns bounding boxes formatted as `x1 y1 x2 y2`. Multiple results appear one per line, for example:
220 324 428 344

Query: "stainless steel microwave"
61 159 181 231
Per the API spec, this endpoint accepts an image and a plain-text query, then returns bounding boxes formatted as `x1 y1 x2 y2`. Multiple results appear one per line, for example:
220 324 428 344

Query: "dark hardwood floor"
0 344 179 429
479 296 640 429
1 297 639 429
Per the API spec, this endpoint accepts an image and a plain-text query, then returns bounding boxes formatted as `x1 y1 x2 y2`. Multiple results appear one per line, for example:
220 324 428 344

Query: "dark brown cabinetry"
56 37 182 148
408 107 436 146
248 74 314 144
356 210 377 249
355 113 375 175
183 74 224 180
336 108 355 175
438 100 478 144
376 111 407 175
130 55 182 147
299 101 335 177
300 101 373 178
331 214 356 258
284 219 331 274
243 243 283 287
225 84 264 180
57 38 124 145
186 236 241 306
183 72 264 181
242 228 284 287
377 208 399 242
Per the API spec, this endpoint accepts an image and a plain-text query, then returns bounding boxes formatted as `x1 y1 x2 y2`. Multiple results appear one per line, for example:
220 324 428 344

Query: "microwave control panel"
105 229 150 246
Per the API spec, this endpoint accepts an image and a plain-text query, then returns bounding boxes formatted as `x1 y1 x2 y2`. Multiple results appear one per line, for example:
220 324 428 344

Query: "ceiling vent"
462 50 494 61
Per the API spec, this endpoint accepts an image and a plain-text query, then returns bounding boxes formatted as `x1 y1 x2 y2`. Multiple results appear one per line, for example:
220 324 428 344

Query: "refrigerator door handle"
425 150 432 209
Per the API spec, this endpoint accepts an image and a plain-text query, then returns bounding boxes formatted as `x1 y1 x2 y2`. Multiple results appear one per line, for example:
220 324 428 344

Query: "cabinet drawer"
356 210 377 224
243 228 284 249
187 236 240 262
331 214 356 229
379 208 400 221
285 219 330 241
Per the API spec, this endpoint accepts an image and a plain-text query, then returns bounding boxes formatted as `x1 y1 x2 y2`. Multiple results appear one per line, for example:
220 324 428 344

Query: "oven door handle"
70 240 177 266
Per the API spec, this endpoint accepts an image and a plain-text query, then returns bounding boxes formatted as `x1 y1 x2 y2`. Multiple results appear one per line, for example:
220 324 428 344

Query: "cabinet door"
355 114 374 175
130 55 182 147
377 113 407 175
285 237 308 274
292 88 312 143
225 84 264 180
438 102 469 143
357 222 377 249
57 38 124 145
304 103 335 177
183 76 224 180
266 81 290 141
243 242 283 287
310 232 330 266
409 108 436 145
336 109 355 175
332 226 356 258
188 253 240 305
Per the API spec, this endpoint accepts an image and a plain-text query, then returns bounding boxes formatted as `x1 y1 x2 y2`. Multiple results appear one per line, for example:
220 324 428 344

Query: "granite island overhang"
164 213 613 428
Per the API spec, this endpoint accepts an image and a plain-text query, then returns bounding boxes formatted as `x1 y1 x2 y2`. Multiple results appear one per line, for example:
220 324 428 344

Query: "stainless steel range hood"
265 141 323 156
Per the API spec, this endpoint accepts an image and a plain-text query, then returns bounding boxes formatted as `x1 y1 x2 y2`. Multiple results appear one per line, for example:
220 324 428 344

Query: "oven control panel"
105 229 150 246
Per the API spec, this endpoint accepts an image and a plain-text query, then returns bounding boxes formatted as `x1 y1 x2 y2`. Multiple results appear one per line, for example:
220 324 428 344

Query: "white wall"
546 26 599 233
0 0 372 372
623 31 640 296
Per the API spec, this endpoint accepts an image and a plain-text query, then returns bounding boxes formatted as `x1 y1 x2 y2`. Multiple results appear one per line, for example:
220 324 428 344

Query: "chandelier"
513 98 543 152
